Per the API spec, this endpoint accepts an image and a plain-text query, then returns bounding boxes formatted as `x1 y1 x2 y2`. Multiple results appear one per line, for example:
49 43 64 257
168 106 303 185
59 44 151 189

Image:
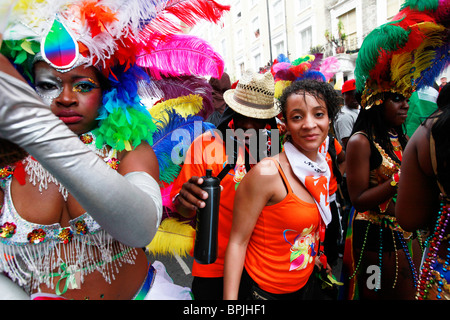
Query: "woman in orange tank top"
224 80 340 300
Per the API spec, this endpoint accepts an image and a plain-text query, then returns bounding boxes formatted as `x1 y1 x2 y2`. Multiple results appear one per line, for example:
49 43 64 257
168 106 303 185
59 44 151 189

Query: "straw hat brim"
223 89 280 119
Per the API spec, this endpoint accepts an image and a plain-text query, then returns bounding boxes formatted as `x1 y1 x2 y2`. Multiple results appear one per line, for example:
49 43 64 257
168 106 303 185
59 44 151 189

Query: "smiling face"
383 93 409 128
34 61 103 135
285 92 329 161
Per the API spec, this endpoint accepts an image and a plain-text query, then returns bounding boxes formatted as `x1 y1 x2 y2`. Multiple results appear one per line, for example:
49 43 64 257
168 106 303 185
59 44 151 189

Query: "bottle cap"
201 169 220 187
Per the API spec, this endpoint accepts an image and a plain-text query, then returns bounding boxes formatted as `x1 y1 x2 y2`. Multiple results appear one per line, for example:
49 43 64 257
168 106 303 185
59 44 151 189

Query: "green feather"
355 22 410 92
401 0 439 12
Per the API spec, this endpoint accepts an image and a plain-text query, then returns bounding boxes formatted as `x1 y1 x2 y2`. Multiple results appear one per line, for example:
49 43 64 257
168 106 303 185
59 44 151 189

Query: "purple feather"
146 76 214 119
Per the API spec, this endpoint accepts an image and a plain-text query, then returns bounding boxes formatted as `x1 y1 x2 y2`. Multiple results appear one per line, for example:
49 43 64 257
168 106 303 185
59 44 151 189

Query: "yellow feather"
391 22 445 93
149 94 203 124
146 218 195 257
275 80 292 99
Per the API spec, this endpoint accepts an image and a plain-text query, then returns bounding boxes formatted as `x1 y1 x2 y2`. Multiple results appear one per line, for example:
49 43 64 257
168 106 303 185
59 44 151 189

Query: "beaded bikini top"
0 132 138 295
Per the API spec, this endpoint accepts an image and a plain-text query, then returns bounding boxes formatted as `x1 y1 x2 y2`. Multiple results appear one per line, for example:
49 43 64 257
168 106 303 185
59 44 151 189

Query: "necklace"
416 198 450 300
23 132 119 201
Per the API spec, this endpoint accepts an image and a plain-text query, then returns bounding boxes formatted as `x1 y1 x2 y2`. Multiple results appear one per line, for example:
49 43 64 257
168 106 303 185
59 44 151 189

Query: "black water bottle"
194 169 221 264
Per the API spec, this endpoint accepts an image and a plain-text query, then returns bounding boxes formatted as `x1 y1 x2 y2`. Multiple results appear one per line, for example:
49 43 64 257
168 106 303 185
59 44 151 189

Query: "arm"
223 159 275 300
335 139 346 176
0 59 161 248
346 134 397 213
396 124 439 231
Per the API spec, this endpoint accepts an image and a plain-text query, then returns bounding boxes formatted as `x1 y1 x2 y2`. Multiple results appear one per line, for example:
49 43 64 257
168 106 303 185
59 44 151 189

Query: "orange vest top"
244 159 321 294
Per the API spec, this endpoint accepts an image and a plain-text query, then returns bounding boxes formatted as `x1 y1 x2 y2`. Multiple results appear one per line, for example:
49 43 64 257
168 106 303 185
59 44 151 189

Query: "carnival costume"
0 0 229 299
341 0 450 299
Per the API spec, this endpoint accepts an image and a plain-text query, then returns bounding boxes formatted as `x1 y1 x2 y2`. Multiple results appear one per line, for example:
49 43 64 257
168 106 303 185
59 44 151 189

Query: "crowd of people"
0 0 449 302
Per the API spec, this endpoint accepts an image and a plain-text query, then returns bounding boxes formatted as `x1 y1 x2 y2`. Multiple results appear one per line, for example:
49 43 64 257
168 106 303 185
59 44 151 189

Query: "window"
254 52 262 71
252 17 260 38
337 9 357 51
274 40 285 57
298 0 311 10
239 62 245 78
272 0 284 27
236 29 243 51
387 0 404 20
300 27 312 55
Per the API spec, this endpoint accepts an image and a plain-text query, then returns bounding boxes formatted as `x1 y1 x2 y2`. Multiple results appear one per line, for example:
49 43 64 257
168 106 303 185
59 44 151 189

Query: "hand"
176 176 209 212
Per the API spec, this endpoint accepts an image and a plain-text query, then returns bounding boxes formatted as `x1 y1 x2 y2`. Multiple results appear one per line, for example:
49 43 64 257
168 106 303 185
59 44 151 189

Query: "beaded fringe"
0 232 137 294
24 156 69 201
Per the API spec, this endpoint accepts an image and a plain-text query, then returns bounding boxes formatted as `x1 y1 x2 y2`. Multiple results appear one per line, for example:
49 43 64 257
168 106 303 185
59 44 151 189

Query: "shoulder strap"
271 159 293 194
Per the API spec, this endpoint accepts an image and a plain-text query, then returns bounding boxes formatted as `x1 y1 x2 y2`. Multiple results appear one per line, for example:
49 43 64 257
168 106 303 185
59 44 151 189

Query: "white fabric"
284 141 332 226
144 261 193 300
0 273 29 300
334 105 360 145
125 172 163 229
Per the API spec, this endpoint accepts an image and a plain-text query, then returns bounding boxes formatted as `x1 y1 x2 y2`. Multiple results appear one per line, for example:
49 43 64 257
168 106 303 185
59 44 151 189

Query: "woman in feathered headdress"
342 0 449 300
0 0 228 300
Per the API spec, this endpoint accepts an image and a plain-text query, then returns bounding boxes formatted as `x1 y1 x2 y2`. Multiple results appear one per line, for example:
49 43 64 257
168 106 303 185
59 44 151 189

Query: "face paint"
34 68 63 106
72 78 100 93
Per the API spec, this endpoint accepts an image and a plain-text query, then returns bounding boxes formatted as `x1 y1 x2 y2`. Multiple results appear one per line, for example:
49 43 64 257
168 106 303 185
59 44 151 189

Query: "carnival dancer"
395 0 450 300
0 0 229 300
224 80 340 300
340 0 449 299
170 71 280 300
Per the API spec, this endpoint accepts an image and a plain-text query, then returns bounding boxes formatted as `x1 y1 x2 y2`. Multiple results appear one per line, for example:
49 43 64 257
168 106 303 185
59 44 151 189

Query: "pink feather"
137 34 224 80
320 56 340 82
272 62 292 73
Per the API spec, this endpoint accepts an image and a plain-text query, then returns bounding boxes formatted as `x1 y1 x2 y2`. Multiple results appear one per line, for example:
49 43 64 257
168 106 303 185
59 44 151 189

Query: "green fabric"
405 90 438 137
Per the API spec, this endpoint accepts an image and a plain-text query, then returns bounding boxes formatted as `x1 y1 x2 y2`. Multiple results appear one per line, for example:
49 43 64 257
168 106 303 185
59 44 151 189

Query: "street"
147 251 194 289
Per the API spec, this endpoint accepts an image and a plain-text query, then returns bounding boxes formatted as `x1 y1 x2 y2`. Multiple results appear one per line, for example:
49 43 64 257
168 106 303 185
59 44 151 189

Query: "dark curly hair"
278 79 340 124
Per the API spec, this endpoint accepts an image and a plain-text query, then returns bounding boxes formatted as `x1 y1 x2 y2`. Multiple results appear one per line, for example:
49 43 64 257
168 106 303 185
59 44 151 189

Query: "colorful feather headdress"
355 0 450 109
270 53 340 99
1 0 229 151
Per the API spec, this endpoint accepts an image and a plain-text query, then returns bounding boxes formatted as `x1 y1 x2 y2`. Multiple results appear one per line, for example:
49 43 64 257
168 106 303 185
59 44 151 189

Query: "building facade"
190 0 408 88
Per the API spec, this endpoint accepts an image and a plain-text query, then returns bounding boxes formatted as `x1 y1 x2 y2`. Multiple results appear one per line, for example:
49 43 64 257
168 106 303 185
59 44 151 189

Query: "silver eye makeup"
34 70 63 106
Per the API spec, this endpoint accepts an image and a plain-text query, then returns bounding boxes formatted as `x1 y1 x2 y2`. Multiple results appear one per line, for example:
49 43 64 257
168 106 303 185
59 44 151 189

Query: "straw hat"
223 71 279 119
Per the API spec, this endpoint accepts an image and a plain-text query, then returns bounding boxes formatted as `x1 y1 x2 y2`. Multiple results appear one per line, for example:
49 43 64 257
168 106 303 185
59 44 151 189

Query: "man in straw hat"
170 70 280 300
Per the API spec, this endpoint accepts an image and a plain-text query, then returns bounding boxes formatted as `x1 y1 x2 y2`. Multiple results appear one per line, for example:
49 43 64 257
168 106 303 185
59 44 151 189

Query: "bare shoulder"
347 132 370 149
118 141 159 181
239 157 280 192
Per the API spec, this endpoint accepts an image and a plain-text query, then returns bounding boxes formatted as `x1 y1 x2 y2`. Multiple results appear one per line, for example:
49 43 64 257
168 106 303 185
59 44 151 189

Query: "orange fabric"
244 159 321 294
170 131 247 278
324 138 343 195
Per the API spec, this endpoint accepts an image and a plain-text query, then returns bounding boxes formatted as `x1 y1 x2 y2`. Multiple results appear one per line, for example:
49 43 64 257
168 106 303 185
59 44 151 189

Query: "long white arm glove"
0 71 161 248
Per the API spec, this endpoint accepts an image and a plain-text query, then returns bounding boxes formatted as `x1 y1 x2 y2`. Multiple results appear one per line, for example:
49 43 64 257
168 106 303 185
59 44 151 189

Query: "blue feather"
276 53 291 64
151 110 215 183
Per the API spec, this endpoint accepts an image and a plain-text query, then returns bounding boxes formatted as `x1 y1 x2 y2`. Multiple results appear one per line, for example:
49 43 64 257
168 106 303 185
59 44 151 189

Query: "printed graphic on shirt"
284 225 318 271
